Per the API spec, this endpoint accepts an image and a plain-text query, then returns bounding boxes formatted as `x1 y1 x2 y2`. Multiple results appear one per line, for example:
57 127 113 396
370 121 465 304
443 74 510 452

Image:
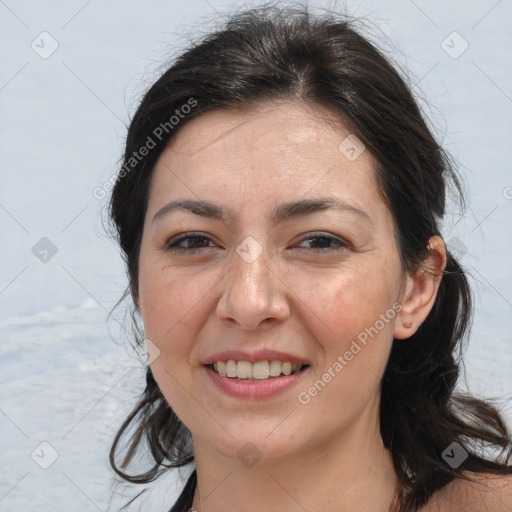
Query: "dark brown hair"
107 4 512 511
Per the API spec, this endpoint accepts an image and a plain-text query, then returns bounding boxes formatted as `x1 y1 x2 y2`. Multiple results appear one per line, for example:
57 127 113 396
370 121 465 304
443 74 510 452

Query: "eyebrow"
152 196 372 226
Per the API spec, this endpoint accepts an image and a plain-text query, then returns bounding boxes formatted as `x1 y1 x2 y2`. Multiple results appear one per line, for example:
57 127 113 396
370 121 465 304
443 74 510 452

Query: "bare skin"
419 472 512 511
135 100 510 511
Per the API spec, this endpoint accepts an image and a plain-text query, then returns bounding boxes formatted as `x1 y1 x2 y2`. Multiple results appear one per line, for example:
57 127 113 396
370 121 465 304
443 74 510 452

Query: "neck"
190 395 398 512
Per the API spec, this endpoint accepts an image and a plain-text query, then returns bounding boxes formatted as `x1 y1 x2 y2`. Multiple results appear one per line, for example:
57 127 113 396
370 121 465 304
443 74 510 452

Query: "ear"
393 235 447 340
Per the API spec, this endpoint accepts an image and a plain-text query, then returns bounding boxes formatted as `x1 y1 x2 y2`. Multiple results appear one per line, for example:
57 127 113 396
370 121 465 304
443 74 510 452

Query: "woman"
108 4 512 511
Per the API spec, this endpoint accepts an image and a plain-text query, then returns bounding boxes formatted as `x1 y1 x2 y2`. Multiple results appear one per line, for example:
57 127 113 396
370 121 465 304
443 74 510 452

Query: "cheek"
288 261 399 337
293 276 398 422
287 262 399 397
138 258 220 340
137 258 230 406
137 263 219 422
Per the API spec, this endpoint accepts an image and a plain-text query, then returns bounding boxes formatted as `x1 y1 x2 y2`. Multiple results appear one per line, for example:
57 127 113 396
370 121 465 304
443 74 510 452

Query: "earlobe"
393 236 447 340
394 275 417 339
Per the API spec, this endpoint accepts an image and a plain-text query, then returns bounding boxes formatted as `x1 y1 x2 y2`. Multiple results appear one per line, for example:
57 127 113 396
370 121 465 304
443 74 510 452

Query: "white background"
1 1 511 510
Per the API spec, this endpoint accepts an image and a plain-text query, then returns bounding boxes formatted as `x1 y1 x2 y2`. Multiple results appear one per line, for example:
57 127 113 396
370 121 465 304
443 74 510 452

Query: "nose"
215 245 290 331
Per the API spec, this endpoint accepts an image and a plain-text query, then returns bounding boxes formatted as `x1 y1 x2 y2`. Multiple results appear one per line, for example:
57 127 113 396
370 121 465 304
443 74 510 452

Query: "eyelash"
164 232 348 254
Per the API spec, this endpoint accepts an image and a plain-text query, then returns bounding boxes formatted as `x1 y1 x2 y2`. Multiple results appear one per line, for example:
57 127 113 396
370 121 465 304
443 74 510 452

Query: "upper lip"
203 349 310 366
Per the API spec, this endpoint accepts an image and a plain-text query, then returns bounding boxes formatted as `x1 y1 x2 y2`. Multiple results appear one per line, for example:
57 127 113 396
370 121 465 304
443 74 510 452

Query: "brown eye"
295 233 348 252
165 233 216 253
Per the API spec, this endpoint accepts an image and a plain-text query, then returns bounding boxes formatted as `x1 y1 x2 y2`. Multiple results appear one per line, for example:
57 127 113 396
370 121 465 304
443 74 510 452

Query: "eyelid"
164 231 349 253
294 232 349 252
164 232 216 251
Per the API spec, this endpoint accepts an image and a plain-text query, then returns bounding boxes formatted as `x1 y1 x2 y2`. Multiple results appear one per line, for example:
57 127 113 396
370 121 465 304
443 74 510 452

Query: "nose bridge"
233 240 270 297
217 235 288 329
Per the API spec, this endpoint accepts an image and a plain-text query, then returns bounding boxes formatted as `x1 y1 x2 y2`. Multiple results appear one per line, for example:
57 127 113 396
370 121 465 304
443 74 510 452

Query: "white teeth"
211 359 305 379
269 360 281 377
252 361 270 379
236 361 252 379
217 360 227 377
226 360 237 377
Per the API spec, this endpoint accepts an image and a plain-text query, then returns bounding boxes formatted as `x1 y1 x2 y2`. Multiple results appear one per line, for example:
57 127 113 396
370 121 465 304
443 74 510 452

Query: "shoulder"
421 472 512 512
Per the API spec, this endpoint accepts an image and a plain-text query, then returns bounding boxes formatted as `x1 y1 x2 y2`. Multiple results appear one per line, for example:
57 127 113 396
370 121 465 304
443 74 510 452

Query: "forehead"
148 101 384 220
167 101 366 167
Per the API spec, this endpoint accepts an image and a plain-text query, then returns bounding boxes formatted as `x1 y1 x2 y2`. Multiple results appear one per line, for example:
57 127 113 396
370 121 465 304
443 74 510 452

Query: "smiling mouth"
207 360 309 380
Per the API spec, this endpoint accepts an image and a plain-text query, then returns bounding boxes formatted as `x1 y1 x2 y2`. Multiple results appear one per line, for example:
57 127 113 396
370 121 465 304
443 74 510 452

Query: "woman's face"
137 100 406 462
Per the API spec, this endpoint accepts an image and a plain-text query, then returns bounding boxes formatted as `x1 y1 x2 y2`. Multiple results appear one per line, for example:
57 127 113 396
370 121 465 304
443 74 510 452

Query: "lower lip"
204 365 309 399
